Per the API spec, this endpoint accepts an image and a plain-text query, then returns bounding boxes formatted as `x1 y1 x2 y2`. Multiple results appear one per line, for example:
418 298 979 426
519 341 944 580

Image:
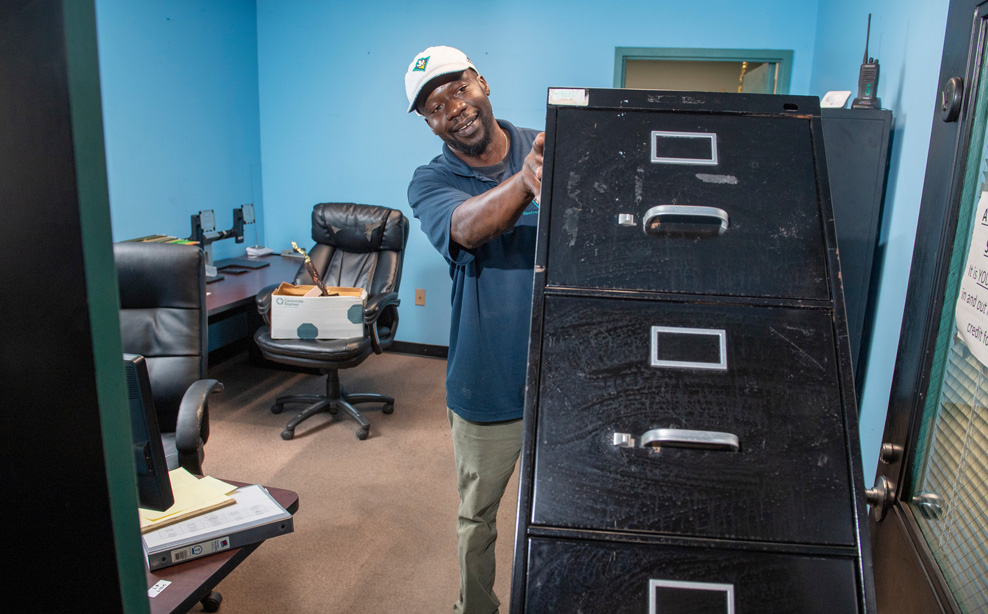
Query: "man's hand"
521 132 545 201
450 131 547 250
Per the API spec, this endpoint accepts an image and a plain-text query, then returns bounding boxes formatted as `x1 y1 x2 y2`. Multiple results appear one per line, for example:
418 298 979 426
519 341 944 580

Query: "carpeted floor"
185 349 518 613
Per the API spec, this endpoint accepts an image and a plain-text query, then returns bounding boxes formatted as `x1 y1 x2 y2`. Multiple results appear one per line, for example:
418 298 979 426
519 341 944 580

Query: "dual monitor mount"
189 203 263 282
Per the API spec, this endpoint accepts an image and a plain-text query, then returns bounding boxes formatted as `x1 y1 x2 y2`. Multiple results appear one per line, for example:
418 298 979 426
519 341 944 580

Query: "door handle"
912 491 945 521
865 475 895 522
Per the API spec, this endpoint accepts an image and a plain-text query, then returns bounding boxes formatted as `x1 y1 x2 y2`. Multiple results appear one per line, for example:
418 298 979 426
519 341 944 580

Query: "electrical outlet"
415 288 426 306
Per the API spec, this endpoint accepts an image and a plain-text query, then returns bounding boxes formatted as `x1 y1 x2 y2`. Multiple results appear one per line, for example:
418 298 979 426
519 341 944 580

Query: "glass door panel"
909 13 988 612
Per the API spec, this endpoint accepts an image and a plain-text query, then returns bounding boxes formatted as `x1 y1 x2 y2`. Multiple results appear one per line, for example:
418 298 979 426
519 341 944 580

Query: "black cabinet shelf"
821 108 894 397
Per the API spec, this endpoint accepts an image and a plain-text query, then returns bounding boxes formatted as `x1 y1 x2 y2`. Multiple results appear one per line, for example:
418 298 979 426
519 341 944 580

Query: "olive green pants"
447 409 523 614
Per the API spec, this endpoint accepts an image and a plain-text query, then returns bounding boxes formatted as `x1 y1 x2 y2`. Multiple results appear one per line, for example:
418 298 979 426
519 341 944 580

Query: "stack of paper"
142 483 294 570
138 468 237 533
246 245 274 256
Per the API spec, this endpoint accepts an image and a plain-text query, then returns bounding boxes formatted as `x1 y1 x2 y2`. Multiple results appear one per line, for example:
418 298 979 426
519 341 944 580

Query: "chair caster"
271 403 284 414
281 428 294 440
201 590 223 612
356 427 369 440
382 403 394 415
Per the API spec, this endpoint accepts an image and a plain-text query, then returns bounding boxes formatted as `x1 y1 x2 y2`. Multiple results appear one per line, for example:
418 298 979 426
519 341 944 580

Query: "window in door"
614 47 793 94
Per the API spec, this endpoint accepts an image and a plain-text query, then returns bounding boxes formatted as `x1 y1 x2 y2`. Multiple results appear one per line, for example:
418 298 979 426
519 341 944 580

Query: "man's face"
421 70 497 158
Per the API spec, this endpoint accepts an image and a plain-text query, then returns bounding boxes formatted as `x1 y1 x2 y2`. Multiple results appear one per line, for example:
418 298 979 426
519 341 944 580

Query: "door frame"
871 0 987 611
613 47 793 94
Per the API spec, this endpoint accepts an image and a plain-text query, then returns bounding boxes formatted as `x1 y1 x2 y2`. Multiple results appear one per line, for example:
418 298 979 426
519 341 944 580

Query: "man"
404 45 544 614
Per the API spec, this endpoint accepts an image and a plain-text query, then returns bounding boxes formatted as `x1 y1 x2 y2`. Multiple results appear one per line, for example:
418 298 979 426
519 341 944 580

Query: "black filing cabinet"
510 90 876 613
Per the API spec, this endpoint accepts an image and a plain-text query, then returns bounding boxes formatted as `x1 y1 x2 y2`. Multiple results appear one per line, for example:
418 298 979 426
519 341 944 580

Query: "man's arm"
450 132 544 250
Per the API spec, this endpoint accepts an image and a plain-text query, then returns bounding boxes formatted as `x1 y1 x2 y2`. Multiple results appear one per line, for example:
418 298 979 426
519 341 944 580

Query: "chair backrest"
301 203 408 296
114 242 207 432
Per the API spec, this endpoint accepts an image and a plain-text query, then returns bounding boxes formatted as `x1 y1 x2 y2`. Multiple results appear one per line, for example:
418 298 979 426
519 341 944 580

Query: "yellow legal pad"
137 468 238 534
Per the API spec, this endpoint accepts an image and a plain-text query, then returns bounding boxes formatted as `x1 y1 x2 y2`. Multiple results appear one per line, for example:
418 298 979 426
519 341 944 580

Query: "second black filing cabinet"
510 89 876 613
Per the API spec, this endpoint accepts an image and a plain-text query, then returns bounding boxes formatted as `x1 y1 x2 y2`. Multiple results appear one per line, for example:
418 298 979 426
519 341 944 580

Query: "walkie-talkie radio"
852 14 881 109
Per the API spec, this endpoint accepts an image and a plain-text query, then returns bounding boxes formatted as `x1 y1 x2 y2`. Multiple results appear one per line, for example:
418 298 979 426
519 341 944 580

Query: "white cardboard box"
270 282 366 339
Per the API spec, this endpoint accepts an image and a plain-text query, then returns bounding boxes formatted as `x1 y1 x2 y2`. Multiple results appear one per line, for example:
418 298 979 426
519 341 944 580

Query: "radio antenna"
863 14 872 63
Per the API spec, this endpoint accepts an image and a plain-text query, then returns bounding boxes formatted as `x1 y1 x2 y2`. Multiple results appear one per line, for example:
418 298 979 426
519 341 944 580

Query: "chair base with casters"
253 323 398 440
271 369 394 440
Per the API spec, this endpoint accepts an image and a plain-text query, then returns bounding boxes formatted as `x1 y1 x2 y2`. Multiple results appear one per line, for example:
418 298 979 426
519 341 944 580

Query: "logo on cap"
414 57 429 71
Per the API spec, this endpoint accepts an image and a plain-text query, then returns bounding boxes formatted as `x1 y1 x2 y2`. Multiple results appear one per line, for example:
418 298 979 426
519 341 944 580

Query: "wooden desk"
206 255 301 359
145 483 299 614
206 255 301 317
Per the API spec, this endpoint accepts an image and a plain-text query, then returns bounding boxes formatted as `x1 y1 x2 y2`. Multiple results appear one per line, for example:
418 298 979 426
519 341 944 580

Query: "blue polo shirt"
408 120 541 422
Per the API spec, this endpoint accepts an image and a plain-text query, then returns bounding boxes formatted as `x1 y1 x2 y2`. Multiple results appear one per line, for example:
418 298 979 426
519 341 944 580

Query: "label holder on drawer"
649 579 735 614
650 326 727 370
651 131 719 165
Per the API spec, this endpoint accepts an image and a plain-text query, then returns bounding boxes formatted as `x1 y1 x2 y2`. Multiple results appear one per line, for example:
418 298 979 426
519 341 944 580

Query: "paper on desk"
246 245 274 256
138 468 237 531
142 484 291 551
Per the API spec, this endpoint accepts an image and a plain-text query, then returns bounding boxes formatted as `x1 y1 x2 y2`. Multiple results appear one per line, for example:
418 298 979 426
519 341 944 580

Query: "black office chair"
114 241 224 475
254 202 407 440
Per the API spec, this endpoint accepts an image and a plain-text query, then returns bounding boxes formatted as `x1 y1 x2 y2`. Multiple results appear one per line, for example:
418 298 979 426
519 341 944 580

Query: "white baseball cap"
405 46 477 115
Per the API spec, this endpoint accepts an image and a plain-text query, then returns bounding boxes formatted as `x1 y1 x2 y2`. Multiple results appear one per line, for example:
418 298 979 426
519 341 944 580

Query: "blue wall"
96 0 264 262
95 0 953 482
254 0 822 346
809 0 949 481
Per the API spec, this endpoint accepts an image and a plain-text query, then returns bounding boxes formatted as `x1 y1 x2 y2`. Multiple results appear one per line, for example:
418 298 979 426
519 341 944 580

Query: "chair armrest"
364 292 400 323
175 379 224 474
255 283 282 325
365 293 401 354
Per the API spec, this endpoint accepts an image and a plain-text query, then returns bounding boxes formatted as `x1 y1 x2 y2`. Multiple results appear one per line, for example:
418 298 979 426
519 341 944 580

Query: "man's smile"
452 114 480 137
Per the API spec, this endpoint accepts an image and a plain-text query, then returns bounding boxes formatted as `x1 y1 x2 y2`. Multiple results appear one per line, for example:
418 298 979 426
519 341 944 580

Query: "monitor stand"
204 264 224 283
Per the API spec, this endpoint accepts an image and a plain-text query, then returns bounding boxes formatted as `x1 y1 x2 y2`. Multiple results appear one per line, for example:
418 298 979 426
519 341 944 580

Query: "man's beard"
443 112 497 158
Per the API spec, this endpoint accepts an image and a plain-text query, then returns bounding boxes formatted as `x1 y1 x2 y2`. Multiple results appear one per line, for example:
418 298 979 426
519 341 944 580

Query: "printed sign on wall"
956 192 988 368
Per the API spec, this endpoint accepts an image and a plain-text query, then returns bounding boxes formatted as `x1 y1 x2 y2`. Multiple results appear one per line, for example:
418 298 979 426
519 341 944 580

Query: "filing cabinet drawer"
545 109 829 300
531 295 854 545
523 537 860 614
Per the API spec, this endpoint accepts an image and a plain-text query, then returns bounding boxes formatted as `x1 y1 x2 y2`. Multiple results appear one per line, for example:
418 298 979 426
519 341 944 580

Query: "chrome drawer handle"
640 428 740 452
643 205 729 235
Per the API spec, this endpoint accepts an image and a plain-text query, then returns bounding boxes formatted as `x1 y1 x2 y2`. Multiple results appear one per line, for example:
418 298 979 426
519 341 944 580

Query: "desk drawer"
523 537 860 614
531 296 853 545
545 109 828 300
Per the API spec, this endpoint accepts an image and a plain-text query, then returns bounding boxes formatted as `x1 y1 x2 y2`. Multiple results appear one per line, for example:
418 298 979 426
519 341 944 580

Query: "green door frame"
614 47 794 94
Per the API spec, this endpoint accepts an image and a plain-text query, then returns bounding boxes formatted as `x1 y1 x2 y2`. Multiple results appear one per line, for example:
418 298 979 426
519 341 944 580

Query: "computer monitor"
232 207 246 243
123 353 174 511
232 203 255 244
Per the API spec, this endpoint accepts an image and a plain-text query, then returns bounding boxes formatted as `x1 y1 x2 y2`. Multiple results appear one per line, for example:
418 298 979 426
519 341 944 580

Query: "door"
871 1 988 611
